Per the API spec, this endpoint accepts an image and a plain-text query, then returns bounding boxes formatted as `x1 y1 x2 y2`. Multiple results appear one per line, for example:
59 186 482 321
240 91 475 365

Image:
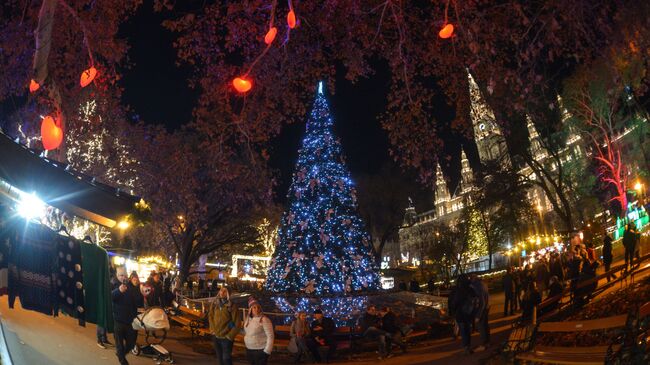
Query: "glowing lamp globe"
79 67 98 87
41 116 63 150
439 23 454 39
287 10 297 29
29 79 40 93
232 77 252 93
635 181 643 191
264 27 278 45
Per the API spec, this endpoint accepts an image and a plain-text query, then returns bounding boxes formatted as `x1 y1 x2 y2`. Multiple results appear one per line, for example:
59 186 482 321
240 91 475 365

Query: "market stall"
0 131 145 335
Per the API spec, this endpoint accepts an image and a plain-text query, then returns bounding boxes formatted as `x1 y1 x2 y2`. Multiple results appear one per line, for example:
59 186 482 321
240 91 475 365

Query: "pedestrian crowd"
446 224 644 355
503 225 642 320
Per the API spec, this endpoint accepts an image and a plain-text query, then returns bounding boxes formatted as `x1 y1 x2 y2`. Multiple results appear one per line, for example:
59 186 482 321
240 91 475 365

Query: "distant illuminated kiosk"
231 254 271 280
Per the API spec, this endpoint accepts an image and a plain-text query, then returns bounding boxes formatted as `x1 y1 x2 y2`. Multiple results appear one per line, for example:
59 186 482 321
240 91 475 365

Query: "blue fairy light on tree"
265 81 380 295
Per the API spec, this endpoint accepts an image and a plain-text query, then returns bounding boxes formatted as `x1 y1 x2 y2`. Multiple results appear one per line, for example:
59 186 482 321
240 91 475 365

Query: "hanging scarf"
8 222 57 316
0 205 14 296
80 242 114 332
56 235 86 326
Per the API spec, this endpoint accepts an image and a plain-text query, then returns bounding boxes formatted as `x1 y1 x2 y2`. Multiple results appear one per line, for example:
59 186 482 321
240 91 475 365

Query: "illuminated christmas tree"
265 82 380 295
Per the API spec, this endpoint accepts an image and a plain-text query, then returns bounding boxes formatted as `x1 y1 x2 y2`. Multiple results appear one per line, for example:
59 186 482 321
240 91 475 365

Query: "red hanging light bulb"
80 66 98 87
264 27 278 45
439 23 454 39
29 79 40 93
287 10 296 29
41 116 63 150
232 77 253 93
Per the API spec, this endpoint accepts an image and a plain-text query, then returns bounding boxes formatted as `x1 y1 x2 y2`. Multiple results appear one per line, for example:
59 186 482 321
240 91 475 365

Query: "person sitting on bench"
379 306 407 353
521 282 541 323
539 275 563 316
360 305 392 359
290 311 311 364
307 309 336 363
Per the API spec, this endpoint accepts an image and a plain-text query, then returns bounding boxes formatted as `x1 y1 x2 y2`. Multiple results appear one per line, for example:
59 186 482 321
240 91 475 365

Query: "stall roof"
0 130 141 228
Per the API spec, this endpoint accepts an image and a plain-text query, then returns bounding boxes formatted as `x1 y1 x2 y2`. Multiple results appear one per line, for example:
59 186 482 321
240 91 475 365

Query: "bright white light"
635 182 643 191
116 220 130 230
16 192 45 220
380 277 394 289
206 263 227 268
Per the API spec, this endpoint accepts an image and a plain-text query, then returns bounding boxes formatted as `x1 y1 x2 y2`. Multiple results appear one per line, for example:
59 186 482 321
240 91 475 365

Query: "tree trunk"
33 0 66 159
178 264 190 289
33 0 57 84
178 236 194 287
524 156 574 230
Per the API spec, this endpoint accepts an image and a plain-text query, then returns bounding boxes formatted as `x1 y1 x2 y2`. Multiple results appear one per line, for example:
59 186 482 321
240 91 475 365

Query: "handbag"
287 337 298 353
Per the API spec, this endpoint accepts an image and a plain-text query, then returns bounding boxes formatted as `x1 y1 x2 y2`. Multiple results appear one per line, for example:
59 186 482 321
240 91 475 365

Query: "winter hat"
248 296 260 309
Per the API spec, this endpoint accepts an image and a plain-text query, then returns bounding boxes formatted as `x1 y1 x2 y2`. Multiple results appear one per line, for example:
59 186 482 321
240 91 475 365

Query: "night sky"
119 4 480 212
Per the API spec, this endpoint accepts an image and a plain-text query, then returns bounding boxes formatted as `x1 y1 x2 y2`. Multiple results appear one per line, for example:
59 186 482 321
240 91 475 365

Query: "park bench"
233 322 427 361
500 322 536 362
232 324 359 357
515 314 628 364
169 306 208 337
537 293 564 322
632 301 650 349
349 325 428 355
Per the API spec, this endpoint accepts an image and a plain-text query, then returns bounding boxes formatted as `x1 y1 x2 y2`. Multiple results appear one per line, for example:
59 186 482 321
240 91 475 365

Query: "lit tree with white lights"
265 82 380 295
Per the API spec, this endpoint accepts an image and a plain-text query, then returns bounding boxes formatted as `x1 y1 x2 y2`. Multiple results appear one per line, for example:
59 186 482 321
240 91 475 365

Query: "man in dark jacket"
380 306 407 353
602 230 616 282
513 269 521 312
470 274 490 352
502 267 515 317
308 309 337 362
549 252 565 282
360 305 392 359
409 279 420 293
623 223 637 271
539 276 563 316
451 274 477 354
112 270 144 365
427 277 437 294
146 272 164 307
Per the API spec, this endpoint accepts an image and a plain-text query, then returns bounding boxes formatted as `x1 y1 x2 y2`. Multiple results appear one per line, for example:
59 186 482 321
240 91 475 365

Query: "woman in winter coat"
244 299 275 365
290 311 310 363
208 287 241 365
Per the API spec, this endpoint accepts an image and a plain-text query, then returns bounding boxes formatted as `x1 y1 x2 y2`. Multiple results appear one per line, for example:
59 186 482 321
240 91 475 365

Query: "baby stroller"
131 307 175 364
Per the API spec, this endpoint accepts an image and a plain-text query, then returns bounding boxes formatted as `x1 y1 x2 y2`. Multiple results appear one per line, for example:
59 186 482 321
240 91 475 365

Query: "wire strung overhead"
232 0 298 95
